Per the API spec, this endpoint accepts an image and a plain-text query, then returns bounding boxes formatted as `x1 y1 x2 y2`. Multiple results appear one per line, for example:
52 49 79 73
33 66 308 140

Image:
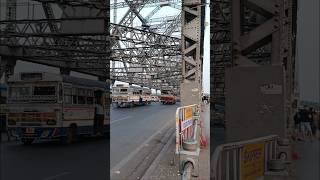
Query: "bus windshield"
113 88 128 94
120 88 127 92
9 87 31 98
8 84 57 101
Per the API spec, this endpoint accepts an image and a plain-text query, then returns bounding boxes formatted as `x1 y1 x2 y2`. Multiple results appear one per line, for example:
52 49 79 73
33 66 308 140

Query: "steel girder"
111 0 181 10
136 14 181 35
145 5 162 21
232 0 297 136
0 0 110 79
181 1 204 81
110 21 181 87
211 0 232 125
110 23 180 46
0 19 180 58
110 0 182 89
181 0 205 106
212 0 297 134
111 73 181 89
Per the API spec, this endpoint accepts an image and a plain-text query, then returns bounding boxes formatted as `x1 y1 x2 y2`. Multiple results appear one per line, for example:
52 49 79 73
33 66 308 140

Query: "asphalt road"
0 137 109 180
0 102 179 180
110 102 179 172
294 140 320 180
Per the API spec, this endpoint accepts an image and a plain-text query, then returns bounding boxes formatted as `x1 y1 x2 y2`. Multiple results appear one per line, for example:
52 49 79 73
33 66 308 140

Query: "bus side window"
87 97 94 104
73 95 77 104
72 87 78 104
78 96 86 104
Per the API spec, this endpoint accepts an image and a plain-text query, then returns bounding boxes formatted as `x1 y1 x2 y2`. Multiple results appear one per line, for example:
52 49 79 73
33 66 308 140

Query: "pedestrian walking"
309 108 316 136
300 107 313 141
317 110 320 139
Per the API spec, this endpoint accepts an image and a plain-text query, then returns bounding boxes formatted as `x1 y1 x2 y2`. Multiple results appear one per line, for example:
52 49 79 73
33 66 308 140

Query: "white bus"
111 84 151 107
142 87 152 104
6 72 109 144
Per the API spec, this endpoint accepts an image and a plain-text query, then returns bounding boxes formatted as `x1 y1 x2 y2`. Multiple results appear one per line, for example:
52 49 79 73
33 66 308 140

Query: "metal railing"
175 104 200 179
175 104 199 153
212 135 279 180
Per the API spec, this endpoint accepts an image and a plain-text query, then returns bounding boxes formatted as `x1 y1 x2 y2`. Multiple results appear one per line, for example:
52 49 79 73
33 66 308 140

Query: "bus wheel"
62 125 77 144
22 138 33 145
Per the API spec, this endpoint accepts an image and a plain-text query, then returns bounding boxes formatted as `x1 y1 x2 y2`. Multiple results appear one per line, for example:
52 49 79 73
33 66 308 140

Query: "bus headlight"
47 119 56 125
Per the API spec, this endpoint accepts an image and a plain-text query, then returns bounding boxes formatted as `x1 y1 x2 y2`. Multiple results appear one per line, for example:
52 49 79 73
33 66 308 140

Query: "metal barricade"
212 135 279 180
175 104 200 178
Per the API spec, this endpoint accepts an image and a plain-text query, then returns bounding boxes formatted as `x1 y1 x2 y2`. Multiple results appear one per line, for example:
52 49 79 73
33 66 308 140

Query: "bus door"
94 90 104 135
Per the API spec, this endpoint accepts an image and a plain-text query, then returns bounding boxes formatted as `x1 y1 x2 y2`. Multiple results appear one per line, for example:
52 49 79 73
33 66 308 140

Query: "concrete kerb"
140 129 176 180
110 117 174 179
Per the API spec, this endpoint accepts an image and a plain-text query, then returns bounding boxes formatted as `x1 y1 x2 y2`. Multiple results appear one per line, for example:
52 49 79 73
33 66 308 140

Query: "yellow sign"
185 107 193 120
241 142 265 180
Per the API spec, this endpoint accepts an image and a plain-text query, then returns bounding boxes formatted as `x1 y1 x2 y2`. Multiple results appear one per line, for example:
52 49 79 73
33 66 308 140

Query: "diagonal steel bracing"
110 0 182 90
211 0 298 138
0 0 110 80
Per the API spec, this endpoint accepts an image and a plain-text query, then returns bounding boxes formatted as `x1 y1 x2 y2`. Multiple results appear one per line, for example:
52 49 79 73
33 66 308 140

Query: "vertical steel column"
211 0 232 126
223 0 297 140
179 0 205 178
181 0 204 106
1 0 17 80
5 0 17 32
280 0 297 137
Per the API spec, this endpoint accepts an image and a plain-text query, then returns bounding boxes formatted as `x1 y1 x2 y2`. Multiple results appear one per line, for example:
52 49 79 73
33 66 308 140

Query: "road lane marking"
41 172 71 180
110 118 174 179
111 116 132 124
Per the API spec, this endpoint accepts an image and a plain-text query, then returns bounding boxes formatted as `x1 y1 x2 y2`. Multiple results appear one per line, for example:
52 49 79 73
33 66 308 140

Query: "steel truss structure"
176 0 205 177
110 0 183 91
0 0 184 92
0 0 110 81
211 0 297 133
211 0 232 126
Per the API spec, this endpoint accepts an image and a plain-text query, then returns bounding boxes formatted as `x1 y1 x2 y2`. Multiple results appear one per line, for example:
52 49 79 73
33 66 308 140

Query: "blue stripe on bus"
8 125 109 139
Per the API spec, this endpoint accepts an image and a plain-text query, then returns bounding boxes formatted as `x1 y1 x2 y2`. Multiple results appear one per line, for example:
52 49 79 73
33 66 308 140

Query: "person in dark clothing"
293 110 302 140
300 108 313 140
139 96 143 105
94 91 104 135
202 95 208 104
308 108 316 136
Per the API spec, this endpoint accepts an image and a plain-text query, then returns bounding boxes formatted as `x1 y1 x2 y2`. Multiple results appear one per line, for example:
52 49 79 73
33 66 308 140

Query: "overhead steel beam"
219 0 297 140
0 0 110 80
111 0 182 10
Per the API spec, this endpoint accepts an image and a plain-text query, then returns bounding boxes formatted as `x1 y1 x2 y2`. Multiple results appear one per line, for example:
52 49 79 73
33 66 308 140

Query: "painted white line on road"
41 172 71 180
111 116 132 124
110 118 174 179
